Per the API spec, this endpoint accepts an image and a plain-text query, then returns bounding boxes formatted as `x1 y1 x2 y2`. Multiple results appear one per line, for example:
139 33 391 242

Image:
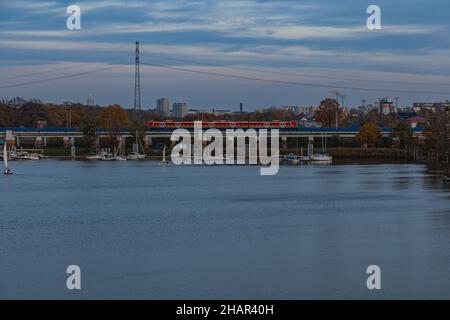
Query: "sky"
0 0 449 110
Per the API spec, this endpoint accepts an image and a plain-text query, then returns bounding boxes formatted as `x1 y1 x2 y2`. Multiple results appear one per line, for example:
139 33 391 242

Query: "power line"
140 52 450 87
140 61 450 95
0 64 127 90
0 54 130 83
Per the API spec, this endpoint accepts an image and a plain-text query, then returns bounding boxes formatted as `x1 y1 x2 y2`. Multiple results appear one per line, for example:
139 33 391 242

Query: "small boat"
127 131 146 160
100 150 114 161
310 153 333 162
15 151 39 161
113 146 127 161
114 155 127 161
86 154 103 161
311 133 332 162
282 153 301 165
86 150 113 161
3 144 13 175
159 146 170 165
127 152 146 161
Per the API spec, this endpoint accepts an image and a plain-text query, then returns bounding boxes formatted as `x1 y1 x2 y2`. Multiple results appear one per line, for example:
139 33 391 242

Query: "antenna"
134 41 141 112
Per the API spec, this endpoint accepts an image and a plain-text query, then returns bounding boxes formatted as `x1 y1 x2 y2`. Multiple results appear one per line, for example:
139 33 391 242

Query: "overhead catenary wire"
140 52 450 87
0 64 128 90
0 54 130 83
140 61 450 95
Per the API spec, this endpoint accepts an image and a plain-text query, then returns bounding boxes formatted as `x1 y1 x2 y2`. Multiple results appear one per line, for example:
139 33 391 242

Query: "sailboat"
310 133 333 162
127 131 146 160
3 144 13 175
159 145 170 165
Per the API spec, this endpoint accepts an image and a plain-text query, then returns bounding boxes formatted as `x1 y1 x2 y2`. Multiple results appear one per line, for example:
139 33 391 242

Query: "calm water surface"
0 161 449 299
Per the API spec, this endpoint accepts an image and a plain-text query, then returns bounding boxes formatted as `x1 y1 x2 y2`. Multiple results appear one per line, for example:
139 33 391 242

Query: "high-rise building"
87 94 94 106
378 97 395 115
173 102 188 119
156 97 170 117
240 103 243 114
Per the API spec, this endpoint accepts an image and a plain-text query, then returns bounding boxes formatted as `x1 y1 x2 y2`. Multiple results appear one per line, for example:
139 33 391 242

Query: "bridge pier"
144 136 152 148
308 137 314 157
281 137 288 149
63 137 75 148
35 137 44 148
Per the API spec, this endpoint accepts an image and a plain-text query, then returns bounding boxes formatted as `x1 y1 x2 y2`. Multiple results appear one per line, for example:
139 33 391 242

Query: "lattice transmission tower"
134 41 141 112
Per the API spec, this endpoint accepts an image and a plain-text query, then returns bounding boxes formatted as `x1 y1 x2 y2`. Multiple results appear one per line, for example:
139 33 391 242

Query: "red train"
147 120 298 129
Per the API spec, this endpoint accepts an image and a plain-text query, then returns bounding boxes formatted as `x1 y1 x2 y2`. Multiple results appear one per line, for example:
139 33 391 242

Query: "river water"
0 161 449 299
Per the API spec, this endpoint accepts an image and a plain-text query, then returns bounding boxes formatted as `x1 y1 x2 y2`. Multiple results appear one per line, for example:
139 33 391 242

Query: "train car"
147 120 298 130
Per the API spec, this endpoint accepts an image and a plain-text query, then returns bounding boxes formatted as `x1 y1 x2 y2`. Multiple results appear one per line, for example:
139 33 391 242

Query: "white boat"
127 152 146 161
3 144 13 175
86 150 113 161
159 146 170 165
310 153 333 162
15 151 39 161
127 131 146 160
100 150 114 161
113 146 127 161
282 153 302 165
311 133 332 162
114 155 127 161
86 154 103 161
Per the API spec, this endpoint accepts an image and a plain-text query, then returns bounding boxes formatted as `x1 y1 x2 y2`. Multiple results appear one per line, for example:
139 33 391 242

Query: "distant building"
412 101 450 113
407 115 427 129
188 109 200 115
156 97 170 117
379 97 395 115
240 103 244 114
397 112 417 121
358 103 378 116
295 105 319 116
87 94 94 107
173 102 188 118
213 109 233 116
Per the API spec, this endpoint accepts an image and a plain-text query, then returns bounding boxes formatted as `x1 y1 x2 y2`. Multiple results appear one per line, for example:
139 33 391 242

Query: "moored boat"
310 153 333 162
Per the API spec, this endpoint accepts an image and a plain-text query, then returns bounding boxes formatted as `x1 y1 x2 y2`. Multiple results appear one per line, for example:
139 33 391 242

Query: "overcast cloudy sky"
0 0 449 110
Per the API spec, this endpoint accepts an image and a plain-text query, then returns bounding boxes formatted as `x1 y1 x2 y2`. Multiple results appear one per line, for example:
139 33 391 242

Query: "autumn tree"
80 106 101 150
315 99 347 128
356 122 382 148
101 104 129 147
382 114 399 128
424 108 449 163
0 102 14 127
392 121 413 149
365 110 381 126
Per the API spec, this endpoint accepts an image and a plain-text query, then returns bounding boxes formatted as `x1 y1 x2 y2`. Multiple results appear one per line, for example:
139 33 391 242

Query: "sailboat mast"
4 144 8 169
